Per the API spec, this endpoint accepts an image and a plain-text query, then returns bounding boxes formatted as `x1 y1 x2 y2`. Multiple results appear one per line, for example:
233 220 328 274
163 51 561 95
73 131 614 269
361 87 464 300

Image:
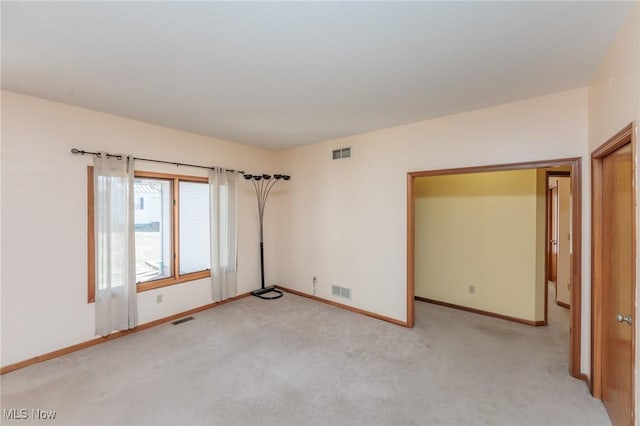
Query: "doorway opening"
547 172 572 315
406 158 583 379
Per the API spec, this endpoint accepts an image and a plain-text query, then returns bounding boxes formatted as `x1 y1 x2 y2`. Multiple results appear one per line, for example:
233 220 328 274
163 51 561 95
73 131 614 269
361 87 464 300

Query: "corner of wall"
535 169 547 322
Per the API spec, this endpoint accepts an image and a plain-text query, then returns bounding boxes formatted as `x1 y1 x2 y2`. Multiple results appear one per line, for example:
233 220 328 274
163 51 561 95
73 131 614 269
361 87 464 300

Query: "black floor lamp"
243 173 290 300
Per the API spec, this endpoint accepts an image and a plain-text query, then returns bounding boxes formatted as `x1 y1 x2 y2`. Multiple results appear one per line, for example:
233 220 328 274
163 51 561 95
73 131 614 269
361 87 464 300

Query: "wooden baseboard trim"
276 285 409 327
556 300 570 309
1 292 251 375
576 372 591 390
415 296 545 327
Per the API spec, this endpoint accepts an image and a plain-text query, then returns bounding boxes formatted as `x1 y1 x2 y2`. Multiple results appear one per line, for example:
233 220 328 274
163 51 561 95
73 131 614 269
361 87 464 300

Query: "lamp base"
251 286 283 300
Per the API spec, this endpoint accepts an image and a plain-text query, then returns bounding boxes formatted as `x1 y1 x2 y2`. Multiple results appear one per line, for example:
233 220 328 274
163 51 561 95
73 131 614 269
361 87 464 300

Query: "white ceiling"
1 2 634 150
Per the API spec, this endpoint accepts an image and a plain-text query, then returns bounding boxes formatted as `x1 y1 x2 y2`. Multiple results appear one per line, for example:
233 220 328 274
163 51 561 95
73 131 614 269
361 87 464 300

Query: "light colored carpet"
1 288 610 425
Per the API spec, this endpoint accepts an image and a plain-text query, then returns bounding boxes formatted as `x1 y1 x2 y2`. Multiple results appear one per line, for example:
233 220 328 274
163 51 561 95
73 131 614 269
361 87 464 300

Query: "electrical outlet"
313 277 317 284
469 285 475 294
156 294 163 304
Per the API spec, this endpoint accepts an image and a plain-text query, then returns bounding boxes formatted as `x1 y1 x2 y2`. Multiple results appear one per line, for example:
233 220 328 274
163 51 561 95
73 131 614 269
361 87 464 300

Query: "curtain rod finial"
71 148 80 154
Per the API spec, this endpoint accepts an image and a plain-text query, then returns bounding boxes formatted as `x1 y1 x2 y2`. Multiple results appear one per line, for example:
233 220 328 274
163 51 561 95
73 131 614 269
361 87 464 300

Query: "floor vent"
332 147 351 160
331 285 351 300
171 316 194 325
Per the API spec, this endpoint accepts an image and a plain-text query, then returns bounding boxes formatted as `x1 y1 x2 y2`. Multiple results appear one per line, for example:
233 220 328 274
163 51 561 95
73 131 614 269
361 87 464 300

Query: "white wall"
0 91 278 367
0 87 594 373
588 5 640 151
587 3 640 412
1 5 636 382
274 88 590 371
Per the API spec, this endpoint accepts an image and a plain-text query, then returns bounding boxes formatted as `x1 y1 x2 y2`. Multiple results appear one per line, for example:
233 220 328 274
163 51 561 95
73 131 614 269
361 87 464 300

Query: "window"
134 178 173 283
88 168 211 302
179 181 210 274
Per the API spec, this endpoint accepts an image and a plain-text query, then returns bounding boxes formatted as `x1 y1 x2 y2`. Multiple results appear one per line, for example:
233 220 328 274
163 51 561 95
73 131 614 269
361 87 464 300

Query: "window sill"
88 270 212 303
137 270 211 293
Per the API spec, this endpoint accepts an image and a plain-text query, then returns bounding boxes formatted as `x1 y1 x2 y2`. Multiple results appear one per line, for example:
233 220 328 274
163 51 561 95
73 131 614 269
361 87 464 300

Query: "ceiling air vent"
332 147 351 160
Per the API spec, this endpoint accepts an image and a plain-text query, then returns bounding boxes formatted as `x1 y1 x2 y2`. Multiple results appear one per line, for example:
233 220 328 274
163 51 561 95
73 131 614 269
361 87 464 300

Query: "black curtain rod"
70 148 242 173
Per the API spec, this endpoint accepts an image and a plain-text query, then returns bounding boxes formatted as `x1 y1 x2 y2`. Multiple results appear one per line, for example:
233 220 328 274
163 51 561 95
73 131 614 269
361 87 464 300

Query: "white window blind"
179 181 211 274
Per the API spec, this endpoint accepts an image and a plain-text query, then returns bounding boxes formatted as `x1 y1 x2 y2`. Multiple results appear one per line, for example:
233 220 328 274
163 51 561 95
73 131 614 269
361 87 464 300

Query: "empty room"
1 2 639 425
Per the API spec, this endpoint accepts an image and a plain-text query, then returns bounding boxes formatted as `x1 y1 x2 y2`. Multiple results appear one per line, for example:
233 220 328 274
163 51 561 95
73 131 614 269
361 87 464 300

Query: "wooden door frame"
548 182 558 284
407 157 583 379
591 122 636 413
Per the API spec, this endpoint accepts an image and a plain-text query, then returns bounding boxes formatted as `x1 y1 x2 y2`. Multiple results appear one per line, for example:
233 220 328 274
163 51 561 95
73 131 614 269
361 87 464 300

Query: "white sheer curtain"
209 168 238 302
94 153 137 337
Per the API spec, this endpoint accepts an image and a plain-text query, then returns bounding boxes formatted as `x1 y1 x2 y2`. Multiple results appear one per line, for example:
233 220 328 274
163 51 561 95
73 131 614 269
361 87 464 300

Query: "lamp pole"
243 173 290 300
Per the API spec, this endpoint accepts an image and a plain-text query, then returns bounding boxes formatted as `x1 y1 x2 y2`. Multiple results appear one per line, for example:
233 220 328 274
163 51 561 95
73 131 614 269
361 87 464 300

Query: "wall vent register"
331 285 351 300
332 147 351 160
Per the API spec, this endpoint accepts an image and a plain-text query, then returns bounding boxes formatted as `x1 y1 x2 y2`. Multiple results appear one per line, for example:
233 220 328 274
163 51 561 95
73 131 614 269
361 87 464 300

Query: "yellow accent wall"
415 169 545 322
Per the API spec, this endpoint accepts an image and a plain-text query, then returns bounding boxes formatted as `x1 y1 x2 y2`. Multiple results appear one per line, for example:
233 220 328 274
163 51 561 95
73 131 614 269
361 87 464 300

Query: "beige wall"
274 88 590 371
414 170 545 322
0 91 278 367
588 5 639 152
1 89 592 370
1 5 636 380
587 3 640 411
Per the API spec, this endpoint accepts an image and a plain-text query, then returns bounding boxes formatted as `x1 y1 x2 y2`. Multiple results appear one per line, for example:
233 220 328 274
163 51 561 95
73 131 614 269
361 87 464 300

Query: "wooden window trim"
87 167 211 303
136 270 211 292
135 170 208 183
